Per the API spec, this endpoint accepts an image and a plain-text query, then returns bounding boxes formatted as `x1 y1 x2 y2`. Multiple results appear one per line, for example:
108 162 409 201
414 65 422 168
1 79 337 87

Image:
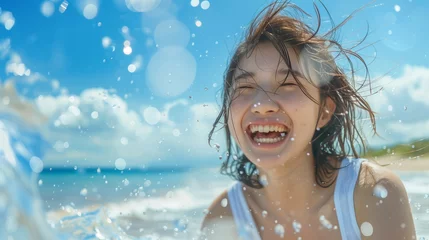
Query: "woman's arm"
355 162 416 239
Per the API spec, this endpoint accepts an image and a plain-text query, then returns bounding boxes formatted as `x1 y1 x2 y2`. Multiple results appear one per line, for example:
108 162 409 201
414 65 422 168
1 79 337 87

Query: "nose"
251 97 280 115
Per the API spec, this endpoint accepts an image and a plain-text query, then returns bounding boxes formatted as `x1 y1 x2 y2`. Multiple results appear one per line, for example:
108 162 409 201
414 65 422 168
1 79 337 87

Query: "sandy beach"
367 155 429 172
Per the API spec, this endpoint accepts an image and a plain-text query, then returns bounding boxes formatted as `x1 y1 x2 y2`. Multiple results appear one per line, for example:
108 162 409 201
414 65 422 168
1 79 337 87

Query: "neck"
248 152 339 220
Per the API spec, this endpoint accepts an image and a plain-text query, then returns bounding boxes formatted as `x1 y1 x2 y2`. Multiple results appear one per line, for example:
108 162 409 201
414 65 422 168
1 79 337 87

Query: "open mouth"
246 124 290 146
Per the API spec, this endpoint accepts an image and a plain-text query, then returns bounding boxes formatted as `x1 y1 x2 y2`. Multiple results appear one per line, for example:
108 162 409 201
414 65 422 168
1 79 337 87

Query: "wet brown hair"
208 0 380 189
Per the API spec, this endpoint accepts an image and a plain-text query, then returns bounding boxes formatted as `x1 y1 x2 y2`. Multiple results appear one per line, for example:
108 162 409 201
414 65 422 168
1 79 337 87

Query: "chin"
248 154 291 170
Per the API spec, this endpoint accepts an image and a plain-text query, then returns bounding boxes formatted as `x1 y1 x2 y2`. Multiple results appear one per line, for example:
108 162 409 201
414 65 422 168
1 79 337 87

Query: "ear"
317 97 336 129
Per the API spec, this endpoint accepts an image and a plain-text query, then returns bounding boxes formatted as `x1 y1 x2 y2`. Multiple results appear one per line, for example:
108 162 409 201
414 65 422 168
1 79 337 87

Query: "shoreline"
365 155 429 172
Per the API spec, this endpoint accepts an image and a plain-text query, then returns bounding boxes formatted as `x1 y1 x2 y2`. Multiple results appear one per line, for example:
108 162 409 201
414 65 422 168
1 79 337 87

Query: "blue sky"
0 0 429 169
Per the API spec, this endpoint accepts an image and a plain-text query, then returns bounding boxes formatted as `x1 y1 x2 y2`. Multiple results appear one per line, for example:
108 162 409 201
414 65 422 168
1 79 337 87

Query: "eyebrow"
234 68 306 82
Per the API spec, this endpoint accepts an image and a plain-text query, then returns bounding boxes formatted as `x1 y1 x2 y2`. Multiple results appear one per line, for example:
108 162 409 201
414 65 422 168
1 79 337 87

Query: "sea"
35 167 429 239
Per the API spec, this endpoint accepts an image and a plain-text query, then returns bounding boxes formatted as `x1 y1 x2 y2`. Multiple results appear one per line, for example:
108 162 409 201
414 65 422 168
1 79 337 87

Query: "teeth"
253 136 285 143
264 125 269 133
250 124 288 133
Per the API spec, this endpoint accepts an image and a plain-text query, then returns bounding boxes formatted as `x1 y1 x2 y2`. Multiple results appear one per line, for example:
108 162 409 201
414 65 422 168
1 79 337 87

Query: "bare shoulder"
354 160 416 239
199 188 238 240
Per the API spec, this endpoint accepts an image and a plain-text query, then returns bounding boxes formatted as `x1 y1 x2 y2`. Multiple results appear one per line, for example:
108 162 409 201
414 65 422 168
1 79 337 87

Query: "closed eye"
238 85 253 89
280 83 297 87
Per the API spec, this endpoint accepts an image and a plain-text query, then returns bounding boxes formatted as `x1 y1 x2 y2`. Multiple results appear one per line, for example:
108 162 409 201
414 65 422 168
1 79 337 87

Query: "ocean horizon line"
39 166 200 174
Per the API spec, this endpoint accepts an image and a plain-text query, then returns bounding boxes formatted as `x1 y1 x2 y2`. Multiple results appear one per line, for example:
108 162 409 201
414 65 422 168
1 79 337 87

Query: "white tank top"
227 158 366 240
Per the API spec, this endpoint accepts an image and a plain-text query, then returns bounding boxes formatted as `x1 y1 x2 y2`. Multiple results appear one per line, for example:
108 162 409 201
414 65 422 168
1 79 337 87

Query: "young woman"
200 1 416 239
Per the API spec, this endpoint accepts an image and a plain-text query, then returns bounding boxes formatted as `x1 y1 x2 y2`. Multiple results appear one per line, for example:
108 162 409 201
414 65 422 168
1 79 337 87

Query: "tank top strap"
227 182 261 240
334 157 367 240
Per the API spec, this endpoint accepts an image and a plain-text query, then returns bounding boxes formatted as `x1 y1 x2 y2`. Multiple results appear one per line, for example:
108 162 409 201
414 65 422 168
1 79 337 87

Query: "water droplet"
172 129 181 137
195 20 202 27
120 137 128 145
387 105 393 111
123 46 132 55
262 210 268 218
360 222 373 236
123 178 129 186
221 198 228 207
201 0 210 10
143 107 161 125
128 64 136 73
190 0 199 7
91 111 99 119
59 0 69 13
38 179 43 186
30 156 44 173
373 184 388 199
115 158 126 170
403 106 407 111
394 5 401 12
80 188 88 196
274 224 285 238
319 215 333 229
213 143 220 151
41 1 55 17
259 174 269 186
83 4 98 20
144 180 151 187
292 220 302 233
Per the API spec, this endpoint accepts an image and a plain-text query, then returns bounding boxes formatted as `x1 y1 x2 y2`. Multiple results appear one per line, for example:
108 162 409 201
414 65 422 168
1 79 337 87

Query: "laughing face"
227 42 334 170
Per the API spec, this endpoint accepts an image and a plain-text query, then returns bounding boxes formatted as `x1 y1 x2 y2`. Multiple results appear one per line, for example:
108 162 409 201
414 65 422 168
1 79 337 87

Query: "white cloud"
1 39 47 84
347 65 429 147
29 89 223 168
140 99 189 126
5 53 30 76
376 65 429 106
387 119 429 142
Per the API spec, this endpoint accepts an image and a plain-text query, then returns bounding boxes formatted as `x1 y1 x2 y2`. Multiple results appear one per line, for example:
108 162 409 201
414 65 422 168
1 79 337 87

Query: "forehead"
234 42 302 78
